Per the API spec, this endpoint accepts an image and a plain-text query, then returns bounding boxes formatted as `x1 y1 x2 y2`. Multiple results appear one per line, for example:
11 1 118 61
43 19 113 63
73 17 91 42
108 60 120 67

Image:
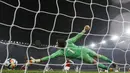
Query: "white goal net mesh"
0 0 130 73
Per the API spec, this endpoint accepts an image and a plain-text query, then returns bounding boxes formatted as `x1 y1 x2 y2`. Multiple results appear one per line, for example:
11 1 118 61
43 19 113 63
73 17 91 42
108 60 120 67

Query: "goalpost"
0 0 130 73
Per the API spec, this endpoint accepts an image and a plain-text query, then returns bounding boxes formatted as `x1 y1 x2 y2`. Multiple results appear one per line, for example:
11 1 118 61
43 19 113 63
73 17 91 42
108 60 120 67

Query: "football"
4 58 18 69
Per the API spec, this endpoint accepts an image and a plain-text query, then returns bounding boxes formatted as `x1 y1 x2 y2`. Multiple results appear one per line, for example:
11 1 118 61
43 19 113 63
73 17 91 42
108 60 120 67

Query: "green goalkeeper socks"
99 55 112 63
98 63 108 70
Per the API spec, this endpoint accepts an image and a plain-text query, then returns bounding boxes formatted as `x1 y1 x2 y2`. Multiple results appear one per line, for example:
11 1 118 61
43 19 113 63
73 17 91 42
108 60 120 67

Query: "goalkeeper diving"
22 25 119 71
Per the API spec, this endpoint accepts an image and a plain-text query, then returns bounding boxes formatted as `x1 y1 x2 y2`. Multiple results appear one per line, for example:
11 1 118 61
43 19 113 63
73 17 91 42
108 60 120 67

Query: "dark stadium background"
0 0 130 70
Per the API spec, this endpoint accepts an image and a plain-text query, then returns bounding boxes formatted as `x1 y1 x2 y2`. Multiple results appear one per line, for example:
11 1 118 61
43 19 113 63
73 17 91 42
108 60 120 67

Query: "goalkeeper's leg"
98 55 112 63
97 54 120 71
87 50 112 63
97 54 118 68
88 50 118 69
83 54 109 70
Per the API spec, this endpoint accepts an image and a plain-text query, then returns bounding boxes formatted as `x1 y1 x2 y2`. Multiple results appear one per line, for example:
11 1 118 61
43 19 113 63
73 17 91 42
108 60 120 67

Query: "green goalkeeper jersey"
41 31 91 61
40 30 113 70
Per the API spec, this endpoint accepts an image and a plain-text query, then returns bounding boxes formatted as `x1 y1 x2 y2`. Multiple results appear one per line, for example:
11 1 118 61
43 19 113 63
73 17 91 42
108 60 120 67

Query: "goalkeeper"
26 25 118 70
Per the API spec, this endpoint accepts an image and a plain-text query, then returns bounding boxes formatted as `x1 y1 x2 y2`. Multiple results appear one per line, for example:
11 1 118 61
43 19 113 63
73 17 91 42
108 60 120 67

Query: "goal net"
0 0 130 73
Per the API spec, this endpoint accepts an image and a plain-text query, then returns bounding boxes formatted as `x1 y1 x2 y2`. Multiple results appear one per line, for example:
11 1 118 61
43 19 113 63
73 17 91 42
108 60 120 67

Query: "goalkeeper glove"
84 25 90 31
20 57 41 70
29 56 41 63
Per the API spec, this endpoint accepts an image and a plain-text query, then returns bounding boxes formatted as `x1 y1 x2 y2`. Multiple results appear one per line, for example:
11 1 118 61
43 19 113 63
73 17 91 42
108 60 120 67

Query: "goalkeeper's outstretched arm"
67 25 90 43
29 49 64 63
21 49 63 70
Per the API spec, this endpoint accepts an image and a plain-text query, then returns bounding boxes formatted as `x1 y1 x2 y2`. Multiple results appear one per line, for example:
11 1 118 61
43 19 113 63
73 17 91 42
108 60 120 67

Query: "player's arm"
21 49 63 70
40 49 64 61
67 25 90 43
28 49 64 63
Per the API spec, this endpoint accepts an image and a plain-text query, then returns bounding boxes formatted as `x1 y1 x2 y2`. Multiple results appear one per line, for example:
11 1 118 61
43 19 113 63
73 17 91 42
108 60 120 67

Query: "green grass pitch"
2 70 130 73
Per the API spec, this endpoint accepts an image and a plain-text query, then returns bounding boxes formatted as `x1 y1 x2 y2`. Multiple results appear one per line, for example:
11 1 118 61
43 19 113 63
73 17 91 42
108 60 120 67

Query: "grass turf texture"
2 70 130 73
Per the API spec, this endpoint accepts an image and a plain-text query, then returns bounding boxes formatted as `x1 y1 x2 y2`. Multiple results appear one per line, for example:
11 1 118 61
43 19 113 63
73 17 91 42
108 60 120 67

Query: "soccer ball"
4 58 18 69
